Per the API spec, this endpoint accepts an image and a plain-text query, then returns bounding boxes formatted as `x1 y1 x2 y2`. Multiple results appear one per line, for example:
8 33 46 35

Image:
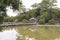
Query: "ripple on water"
54 38 60 40
25 36 35 40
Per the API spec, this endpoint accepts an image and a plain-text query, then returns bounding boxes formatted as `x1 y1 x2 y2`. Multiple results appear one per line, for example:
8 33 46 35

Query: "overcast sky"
22 0 42 9
7 0 60 17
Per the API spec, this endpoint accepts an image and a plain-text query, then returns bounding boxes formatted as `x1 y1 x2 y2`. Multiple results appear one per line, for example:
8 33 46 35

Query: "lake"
0 26 60 40
0 29 17 40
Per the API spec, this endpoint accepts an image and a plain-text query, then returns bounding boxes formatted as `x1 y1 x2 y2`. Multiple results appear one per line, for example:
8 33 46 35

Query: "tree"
31 0 57 24
48 19 56 24
19 0 26 13
0 0 20 24
31 3 39 9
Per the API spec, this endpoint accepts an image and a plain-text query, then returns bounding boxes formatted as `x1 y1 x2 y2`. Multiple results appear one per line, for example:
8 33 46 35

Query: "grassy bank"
3 26 60 40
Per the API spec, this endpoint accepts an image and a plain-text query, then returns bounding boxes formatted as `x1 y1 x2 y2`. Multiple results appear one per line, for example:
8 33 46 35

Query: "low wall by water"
0 22 36 27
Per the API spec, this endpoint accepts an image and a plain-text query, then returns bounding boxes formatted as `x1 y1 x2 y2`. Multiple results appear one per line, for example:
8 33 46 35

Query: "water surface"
0 29 17 40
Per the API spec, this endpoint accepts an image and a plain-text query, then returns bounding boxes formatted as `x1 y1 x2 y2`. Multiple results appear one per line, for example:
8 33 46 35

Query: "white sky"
6 6 18 17
22 0 42 9
7 0 60 17
57 0 60 8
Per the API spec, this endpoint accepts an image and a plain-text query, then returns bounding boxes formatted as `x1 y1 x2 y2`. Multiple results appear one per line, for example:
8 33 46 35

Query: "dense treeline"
3 0 60 24
14 8 60 24
13 0 60 24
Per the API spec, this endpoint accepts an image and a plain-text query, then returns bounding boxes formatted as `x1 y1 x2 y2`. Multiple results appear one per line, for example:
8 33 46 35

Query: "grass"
2 26 60 40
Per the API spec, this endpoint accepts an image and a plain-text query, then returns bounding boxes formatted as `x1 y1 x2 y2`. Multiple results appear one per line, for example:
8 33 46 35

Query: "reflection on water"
54 38 60 40
0 29 35 40
25 36 35 40
0 29 17 40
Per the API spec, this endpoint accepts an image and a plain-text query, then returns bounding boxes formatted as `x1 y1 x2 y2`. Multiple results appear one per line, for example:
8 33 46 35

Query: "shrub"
0 27 3 31
22 19 29 23
39 18 45 24
38 12 51 24
48 19 56 24
58 19 60 23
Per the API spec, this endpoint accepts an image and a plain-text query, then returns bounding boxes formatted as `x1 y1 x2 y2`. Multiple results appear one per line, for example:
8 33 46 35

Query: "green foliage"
4 16 15 22
39 18 45 24
40 0 57 9
58 19 60 23
31 3 39 9
28 9 37 18
0 27 3 31
0 16 4 24
43 12 51 22
38 12 51 24
0 0 20 24
13 0 60 24
0 0 20 10
22 19 29 23
38 15 45 24
48 19 56 24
